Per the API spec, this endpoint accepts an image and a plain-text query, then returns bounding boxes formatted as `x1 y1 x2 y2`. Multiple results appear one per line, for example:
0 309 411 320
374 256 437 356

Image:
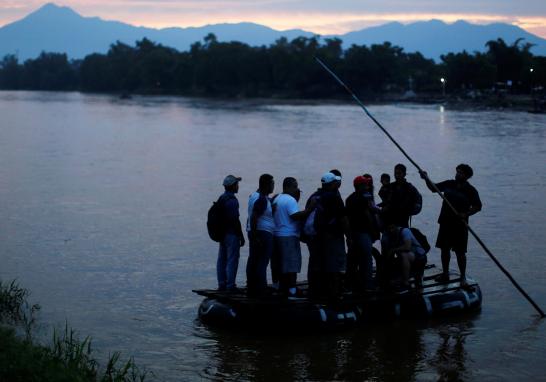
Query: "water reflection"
428 320 474 381
195 316 482 381
199 321 428 381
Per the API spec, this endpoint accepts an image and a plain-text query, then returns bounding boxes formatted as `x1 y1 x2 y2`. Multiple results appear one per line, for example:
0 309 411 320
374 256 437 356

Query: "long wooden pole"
315 56 545 318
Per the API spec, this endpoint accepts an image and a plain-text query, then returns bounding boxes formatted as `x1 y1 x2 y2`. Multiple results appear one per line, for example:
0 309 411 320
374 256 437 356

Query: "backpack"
409 186 423 216
206 195 232 242
409 227 430 254
303 195 322 237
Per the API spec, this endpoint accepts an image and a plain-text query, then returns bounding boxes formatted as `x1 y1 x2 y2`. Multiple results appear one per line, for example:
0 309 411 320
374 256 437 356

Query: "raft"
193 265 482 330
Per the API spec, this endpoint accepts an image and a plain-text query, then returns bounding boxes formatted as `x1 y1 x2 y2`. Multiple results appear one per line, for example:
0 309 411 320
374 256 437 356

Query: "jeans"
306 237 322 295
217 234 240 290
351 232 373 290
246 230 273 293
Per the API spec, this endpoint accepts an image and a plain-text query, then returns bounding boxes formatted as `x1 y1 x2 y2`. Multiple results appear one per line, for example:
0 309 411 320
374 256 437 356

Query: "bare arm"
419 170 438 193
289 198 316 221
249 195 267 232
290 209 312 221
464 188 482 217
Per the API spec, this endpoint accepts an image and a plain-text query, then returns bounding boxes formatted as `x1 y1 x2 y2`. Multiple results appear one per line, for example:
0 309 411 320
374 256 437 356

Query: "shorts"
274 236 302 273
435 222 469 253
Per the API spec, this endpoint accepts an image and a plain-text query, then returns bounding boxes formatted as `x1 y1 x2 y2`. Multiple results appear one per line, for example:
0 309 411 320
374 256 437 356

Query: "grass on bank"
0 280 149 381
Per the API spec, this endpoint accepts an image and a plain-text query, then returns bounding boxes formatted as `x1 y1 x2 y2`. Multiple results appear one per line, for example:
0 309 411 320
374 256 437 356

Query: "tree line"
0 34 544 98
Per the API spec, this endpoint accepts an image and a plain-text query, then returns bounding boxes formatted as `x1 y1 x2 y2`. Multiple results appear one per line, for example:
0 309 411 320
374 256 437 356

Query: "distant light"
440 78 445 83
530 68 534 73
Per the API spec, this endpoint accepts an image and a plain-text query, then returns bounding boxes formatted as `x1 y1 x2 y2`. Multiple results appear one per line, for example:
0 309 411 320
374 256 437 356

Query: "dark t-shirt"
346 192 376 234
388 181 419 216
436 180 482 225
221 191 241 235
378 184 391 206
384 180 420 227
307 188 346 235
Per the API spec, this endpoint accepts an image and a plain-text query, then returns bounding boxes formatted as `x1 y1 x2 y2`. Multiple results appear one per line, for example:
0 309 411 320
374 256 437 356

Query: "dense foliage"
0 34 544 98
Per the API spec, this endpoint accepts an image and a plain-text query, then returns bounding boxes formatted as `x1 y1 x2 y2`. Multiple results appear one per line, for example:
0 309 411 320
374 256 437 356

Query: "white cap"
321 172 342 184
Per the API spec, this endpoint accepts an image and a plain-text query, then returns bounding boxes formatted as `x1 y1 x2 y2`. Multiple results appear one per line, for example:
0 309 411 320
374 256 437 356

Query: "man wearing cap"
310 172 350 299
217 174 245 291
420 164 482 286
329 169 343 194
345 175 379 291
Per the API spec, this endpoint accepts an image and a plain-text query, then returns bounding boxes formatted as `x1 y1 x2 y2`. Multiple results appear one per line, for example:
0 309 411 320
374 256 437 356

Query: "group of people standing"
213 163 481 298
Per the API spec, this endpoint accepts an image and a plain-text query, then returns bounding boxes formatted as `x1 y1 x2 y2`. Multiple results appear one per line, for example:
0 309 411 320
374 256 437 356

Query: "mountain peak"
453 20 471 26
40 2 62 10
27 2 81 20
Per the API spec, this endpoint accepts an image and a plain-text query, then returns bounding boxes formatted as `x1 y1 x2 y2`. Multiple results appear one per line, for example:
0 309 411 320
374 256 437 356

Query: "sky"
1 0 546 38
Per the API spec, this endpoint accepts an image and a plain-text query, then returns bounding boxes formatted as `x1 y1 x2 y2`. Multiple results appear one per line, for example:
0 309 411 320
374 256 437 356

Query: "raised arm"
419 170 438 193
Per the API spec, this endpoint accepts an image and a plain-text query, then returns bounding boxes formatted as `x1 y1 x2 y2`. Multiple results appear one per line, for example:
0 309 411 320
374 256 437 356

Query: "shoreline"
1 89 545 113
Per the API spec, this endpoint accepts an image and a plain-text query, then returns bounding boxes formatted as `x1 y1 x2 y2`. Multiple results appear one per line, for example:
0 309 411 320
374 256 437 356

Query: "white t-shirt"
272 193 300 237
246 191 275 233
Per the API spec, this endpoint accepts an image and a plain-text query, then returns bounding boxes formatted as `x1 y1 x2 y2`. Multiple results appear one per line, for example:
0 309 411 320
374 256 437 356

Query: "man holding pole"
420 164 482 286
315 56 544 316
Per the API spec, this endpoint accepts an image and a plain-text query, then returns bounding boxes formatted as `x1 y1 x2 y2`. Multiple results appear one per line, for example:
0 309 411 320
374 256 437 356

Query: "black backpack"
409 227 431 254
410 186 423 216
207 195 232 242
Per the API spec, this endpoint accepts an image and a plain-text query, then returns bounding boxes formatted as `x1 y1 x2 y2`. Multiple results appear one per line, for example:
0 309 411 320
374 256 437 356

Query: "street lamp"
440 77 446 97
530 68 534 97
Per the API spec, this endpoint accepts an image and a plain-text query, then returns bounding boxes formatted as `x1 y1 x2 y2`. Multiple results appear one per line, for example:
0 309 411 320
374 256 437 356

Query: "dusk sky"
1 0 546 38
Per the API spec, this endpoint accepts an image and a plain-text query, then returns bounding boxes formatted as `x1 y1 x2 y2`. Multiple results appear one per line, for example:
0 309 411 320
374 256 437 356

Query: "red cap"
353 176 367 186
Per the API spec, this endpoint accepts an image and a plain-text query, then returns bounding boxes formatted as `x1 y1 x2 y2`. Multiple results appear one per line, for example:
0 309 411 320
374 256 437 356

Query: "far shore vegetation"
0 279 149 381
0 34 545 109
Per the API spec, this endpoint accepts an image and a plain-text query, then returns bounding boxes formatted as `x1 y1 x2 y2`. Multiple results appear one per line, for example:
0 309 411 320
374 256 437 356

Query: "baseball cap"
353 175 367 186
321 172 342 184
223 174 242 187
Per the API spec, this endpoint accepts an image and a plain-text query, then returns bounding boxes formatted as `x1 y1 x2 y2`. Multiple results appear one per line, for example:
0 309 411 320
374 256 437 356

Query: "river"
0 91 545 381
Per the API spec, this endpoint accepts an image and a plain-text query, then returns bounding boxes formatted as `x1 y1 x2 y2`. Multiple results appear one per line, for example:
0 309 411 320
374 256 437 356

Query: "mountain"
0 3 313 61
337 19 546 59
1 3 545 61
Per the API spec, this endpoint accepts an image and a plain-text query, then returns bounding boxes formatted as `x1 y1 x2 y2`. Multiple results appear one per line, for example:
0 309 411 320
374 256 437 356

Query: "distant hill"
1 3 545 61
337 20 546 59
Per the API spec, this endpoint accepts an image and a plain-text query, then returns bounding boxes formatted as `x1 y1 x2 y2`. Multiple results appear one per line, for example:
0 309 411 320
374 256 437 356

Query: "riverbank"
393 92 546 113
0 280 148 382
308 90 546 113
113 89 546 113
2 88 545 114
